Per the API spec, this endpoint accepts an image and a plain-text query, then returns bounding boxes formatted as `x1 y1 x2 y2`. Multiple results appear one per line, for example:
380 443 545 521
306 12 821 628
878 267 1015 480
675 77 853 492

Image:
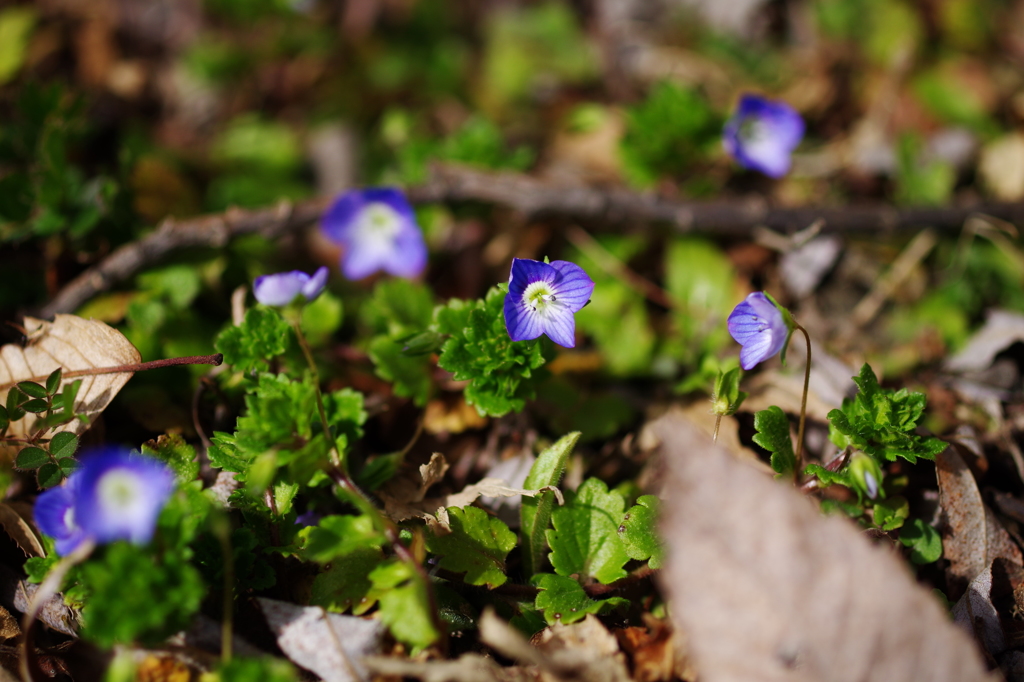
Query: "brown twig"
0 354 223 393
40 163 1024 318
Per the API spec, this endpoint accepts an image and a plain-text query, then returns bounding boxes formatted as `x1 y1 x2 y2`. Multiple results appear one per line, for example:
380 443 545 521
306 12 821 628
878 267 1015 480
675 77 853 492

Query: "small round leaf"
15 447 49 470
37 463 63 489
49 432 79 460
16 382 48 400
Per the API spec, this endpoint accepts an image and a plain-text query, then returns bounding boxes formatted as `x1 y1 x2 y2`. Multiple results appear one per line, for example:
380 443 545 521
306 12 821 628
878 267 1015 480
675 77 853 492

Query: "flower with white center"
503 258 594 348
34 449 175 555
727 291 794 370
321 188 427 280
723 94 805 178
253 267 329 306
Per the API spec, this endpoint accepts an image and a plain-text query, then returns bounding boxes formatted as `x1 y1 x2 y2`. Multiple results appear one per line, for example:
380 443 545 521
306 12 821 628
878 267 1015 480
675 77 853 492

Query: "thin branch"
0 354 223 393
40 163 1024 318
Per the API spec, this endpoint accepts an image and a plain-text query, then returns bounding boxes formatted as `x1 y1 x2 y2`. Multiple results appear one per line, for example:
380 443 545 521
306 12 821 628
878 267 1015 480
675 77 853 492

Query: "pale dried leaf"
945 310 1024 375
937 446 1022 600
0 501 44 558
952 562 1005 658
257 597 383 682
0 315 141 453
979 133 1024 201
12 581 79 636
653 413 996 682
780 235 842 299
418 453 449 501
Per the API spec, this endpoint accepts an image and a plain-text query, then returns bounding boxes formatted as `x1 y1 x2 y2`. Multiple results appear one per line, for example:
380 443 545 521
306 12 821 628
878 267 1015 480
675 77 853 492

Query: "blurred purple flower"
723 94 805 178
504 258 594 348
34 449 175 555
727 292 792 370
253 267 328 306
321 188 427 280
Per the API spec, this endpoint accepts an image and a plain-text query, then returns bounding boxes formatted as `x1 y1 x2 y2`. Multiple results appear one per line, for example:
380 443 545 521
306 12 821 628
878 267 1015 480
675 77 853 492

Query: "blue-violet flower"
321 188 427 280
34 448 175 555
727 292 794 370
504 258 595 349
723 94 805 178
253 266 328 306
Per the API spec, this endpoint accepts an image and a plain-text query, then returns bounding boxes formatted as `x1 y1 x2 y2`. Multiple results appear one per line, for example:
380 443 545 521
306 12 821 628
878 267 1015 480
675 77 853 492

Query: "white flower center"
356 202 401 243
98 469 141 514
62 506 76 531
522 281 562 315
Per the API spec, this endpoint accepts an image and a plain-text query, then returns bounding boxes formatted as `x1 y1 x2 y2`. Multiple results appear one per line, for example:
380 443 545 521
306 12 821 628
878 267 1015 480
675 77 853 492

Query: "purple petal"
539 307 577 348
727 292 788 370
74 449 175 546
548 261 595 312
34 483 86 556
322 188 427 280
254 271 309 306
504 299 544 341
301 267 329 300
723 95 804 178
508 258 556 296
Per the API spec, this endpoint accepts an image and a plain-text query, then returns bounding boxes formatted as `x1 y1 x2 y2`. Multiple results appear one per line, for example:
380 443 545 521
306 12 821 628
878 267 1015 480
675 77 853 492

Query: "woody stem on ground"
0 354 224 394
795 324 812 470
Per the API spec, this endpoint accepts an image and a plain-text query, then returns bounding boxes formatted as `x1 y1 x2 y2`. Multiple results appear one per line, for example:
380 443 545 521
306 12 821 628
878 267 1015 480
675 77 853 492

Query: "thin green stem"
212 514 235 665
291 320 344 471
794 324 812 471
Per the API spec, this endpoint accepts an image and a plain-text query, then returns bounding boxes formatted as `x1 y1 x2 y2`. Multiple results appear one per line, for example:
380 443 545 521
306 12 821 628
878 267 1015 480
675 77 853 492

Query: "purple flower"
34 449 175 555
253 267 328 306
321 188 427 280
723 95 805 178
727 292 793 370
34 478 86 556
504 258 594 349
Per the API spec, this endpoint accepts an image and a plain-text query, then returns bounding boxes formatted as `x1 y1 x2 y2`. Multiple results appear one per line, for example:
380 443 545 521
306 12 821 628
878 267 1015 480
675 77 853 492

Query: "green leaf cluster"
425 506 516 588
531 573 628 625
9 369 85 488
364 280 436 406
899 517 943 564
215 307 292 373
547 478 631 585
436 286 550 416
827 364 946 464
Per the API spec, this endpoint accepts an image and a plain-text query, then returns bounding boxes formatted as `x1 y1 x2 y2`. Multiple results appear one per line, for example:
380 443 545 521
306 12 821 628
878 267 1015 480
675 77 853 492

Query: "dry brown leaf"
0 501 45 558
0 315 141 455
653 412 997 682
616 617 696 682
423 398 489 435
937 446 1022 600
0 604 20 641
953 561 1005 659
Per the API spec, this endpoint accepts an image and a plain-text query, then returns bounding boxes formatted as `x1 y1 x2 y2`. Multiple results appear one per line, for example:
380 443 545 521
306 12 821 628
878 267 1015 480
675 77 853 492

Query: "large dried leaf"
0 315 140 451
0 501 44 558
652 412 996 682
937 446 1022 600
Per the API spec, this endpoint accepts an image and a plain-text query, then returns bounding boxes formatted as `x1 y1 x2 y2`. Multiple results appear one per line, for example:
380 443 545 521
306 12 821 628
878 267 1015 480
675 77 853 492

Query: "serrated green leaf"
547 477 629 584
618 495 663 569
15 446 48 470
215 306 292 372
368 560 440 653
48 432 78 461
803 462 853 489
436 287 550 417
301 514 385 564
37 462 61 488
45 368 62 396
309 547 385 614
521 432 580 576
899 517 943 564
531 573 629 625
363 279 435 338
752 406 796 476
426 506 516 588
17 381 47 399
141 433 199 482
368 335 432 406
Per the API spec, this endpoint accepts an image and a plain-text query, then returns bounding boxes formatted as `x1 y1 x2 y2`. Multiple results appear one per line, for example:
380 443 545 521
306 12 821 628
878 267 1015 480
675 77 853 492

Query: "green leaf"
531 573 629 625
17 381 47 399
213 657 298 682
368 335 432 406
80 542 205 647
872 495 909 531
300 291 343 347
0 7 35 85
368 560 440 653
712 367 746 416
0 405 9 432
37 462 61 488
803 462 853 489
547 477 630 584
309 547 385 615
142 433 199 483
21 398 47 413
436 287 550 417
44 368 62 396
60 380 81 415
57 457 79 476
48 432 78 461
899 517 943 564
362 279 434 338
300 515 385 564
426 507 516 588
15 447 48 470
521 432 580 576
752 406 796 476
618 495 663 569
215 307 292 373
